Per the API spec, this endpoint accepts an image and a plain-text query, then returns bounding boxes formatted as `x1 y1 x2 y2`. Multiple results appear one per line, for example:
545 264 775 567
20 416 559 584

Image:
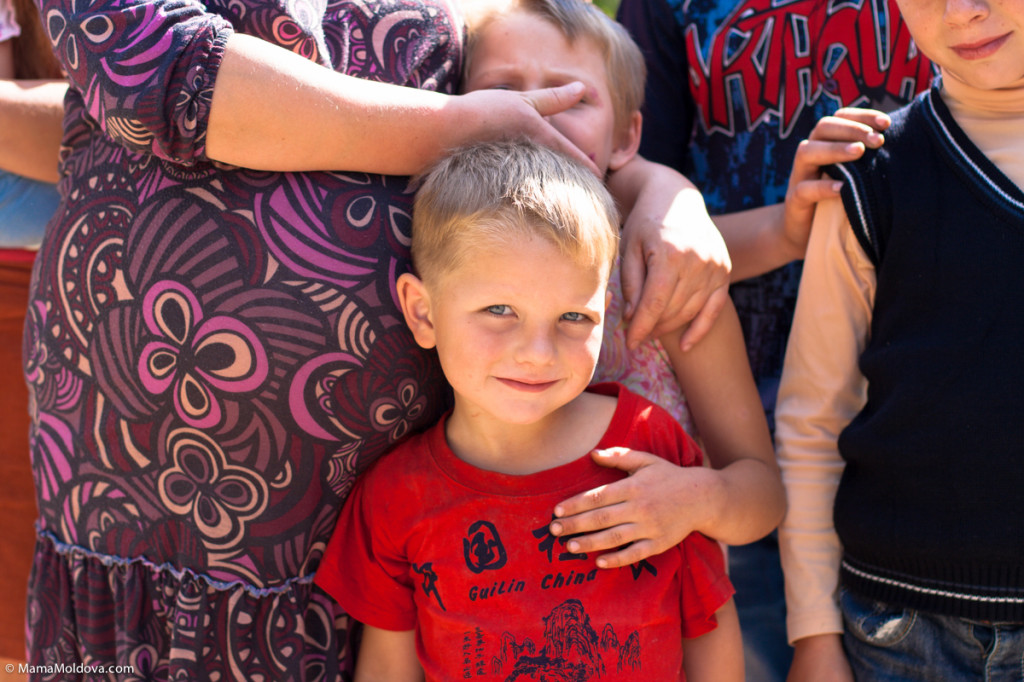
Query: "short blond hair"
464 0 646 131
411 139 619 286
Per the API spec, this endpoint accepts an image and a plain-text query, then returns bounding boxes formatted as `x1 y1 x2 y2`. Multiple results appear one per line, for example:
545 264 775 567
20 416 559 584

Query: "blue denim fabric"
841 588 1024 681
730 532 793 682
0 170 60 249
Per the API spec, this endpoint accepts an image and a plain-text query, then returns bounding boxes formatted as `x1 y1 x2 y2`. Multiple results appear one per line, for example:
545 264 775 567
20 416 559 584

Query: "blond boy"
315 139 741 681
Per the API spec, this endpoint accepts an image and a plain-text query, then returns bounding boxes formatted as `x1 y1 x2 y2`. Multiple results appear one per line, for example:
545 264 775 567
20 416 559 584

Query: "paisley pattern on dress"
25 0 459 678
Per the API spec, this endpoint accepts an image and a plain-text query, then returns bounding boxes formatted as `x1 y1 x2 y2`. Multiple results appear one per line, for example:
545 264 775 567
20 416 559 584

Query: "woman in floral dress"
22 0 731 675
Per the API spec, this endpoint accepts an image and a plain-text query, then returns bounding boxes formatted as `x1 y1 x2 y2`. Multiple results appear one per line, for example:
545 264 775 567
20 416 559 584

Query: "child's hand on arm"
782 107 889 257
550 447 725 568
354 626 423 682
717 107 890 281
607 157 732 352
682 598 744 682
787 633 854 682
551 301 785 566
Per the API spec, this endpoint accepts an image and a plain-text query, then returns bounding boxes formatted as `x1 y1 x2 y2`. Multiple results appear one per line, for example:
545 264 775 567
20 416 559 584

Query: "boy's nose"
514 325 557 365
944 0 989 25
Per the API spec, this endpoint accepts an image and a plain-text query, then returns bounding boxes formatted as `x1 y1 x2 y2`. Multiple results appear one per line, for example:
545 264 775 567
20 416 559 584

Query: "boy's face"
399 234 608 430
464 11 639 176
896 0 1024 89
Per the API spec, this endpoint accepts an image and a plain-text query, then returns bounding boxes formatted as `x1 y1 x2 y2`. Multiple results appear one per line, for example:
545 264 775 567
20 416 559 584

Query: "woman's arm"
0 34 66 184
207 33 597 175
0 78 67 182
354 626 423 682
41 0 595 175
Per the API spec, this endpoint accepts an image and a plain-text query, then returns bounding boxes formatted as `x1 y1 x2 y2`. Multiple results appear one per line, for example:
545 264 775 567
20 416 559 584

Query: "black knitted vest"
826 83 1024 621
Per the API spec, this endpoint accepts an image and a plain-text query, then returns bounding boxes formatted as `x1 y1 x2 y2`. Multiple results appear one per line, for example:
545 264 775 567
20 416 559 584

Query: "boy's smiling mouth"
951 32 1011 60
496 377 560 392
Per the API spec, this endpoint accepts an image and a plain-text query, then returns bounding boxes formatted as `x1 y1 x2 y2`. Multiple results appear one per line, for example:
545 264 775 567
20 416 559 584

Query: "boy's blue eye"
486 304 512 316
561 311 587 322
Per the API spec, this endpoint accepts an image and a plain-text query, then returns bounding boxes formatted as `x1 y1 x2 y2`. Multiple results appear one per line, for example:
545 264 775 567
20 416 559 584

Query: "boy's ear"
396 272 437 349
607 110 643 173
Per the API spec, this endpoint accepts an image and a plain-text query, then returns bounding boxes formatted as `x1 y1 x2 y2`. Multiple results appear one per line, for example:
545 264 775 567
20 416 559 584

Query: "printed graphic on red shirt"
421 516 672 679
485 598 641 679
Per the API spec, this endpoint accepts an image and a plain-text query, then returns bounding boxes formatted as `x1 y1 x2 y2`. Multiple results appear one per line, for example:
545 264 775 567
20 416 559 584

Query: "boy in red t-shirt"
315 139 741 681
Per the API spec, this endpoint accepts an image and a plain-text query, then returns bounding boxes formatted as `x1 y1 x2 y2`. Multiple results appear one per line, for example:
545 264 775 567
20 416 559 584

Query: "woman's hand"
782 107 890 257
451 85 599 175
549 447 724 568
209 33 598 175
607 157 731 351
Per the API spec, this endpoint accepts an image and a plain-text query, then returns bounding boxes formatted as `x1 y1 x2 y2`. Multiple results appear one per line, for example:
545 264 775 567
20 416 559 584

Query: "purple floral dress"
23 0 457 677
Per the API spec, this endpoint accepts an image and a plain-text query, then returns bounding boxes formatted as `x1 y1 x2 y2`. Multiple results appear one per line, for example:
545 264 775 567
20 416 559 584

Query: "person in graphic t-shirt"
315 139 742 682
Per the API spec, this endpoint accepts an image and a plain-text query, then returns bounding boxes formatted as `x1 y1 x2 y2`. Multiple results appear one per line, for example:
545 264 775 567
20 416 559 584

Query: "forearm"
696 458 785 545
207 33 457 174
715 203 805 282
682 599 743 682
662 301 785 545
776 200 874 643
606 156 731 346
605 155 702 216
207 33 596 175
0 79 67 183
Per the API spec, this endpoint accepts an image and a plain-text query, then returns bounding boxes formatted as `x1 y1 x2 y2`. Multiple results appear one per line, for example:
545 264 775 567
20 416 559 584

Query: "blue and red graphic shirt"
618 0 934 429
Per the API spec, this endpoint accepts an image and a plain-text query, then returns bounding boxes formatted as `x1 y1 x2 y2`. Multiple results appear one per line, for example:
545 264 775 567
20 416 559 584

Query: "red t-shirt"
316 383 733 680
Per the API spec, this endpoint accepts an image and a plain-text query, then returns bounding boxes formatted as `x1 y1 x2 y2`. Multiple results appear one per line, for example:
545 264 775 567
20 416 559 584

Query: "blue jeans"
841 588 1024 681
730 533 793 682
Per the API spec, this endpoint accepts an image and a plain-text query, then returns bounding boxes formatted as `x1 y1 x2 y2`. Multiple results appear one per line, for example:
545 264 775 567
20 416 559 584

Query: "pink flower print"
138 280 269 429
368 377 427 443
159 428 268 551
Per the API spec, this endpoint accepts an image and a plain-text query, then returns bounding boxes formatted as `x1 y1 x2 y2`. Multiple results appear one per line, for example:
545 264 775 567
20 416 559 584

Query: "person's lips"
496 377 558 392
951 32 1011 60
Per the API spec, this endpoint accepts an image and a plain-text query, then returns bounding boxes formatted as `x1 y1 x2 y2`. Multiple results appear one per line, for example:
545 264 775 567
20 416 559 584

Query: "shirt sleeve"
678 532 734 638
41 0 234 163
775 198 876 644
617 0 694 171
315 470 418 632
